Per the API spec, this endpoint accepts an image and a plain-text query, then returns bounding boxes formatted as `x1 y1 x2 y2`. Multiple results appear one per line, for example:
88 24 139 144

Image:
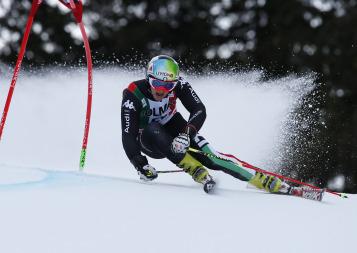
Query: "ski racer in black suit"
121 55 288 193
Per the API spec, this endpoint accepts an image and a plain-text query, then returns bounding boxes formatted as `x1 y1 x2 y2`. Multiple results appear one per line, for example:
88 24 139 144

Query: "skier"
121 55 321 198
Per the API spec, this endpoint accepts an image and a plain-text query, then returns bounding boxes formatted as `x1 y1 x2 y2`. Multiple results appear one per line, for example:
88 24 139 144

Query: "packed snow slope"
0 68 356 253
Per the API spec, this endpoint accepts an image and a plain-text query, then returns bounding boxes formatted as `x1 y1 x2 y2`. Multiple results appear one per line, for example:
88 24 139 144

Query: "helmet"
146 55 180 92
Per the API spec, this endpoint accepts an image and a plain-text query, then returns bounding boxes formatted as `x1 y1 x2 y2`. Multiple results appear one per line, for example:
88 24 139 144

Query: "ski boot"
202 174 216 194
248 172 284 193
249 172 325 201
178 153 216 193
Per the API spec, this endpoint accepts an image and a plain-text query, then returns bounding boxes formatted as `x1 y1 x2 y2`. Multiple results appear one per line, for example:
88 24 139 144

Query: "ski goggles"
148 76 178 92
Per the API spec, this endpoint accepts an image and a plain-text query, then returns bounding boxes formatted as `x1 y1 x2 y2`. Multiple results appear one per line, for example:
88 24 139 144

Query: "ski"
287 186 325 201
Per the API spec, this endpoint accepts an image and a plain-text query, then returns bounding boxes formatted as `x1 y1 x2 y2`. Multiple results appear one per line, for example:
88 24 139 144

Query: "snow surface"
0 68 355 253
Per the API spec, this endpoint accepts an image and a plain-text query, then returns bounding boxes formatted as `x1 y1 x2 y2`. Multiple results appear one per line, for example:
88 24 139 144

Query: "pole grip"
157 169 185 174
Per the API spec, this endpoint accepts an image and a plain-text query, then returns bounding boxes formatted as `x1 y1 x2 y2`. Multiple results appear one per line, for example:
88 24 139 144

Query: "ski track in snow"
0 68 355 253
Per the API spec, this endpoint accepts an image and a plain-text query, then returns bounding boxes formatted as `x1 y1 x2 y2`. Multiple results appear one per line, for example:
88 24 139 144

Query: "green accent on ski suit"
200 145 254 181
194 145 283 193
130 85 151 129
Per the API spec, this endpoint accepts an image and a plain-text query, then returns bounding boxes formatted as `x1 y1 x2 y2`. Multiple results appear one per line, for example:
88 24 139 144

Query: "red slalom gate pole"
59 0 93 170
0 0 42 141
188 148 348 198
77 21 93 170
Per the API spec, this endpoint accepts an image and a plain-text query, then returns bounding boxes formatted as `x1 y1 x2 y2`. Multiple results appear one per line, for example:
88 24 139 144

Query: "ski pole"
188 147 348 198
0 0 43 141
157 169 185 174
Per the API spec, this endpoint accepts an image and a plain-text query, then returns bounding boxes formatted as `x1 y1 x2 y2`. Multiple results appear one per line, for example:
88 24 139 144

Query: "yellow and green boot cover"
178 153 209 184
249 172 282 193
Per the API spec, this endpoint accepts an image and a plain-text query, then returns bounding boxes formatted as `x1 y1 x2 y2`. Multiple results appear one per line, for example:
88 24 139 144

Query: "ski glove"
131 154 158 181
172 133 190 154
138 164 158 181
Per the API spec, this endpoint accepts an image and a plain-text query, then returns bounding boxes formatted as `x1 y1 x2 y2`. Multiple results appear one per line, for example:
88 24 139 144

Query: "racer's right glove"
131 154 158 181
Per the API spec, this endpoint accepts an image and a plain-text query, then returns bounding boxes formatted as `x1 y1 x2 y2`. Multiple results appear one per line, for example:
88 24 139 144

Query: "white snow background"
0 68 355 253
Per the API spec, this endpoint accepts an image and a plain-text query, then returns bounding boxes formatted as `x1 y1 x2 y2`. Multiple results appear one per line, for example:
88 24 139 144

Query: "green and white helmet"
146 55 180 82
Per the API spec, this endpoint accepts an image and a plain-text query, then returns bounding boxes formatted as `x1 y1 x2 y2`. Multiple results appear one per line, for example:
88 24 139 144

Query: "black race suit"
121 78 253 181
